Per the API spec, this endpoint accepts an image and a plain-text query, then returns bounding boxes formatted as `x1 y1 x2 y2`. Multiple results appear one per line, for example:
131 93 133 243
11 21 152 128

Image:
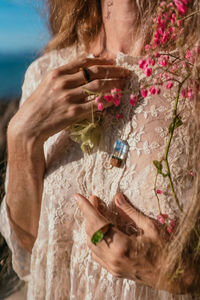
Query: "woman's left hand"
75 192 171 292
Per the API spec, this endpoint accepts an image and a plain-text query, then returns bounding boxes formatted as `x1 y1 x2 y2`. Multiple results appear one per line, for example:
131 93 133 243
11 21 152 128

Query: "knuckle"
70 105 81 117
94 79 102 89
90 65 101 74
84 57 92 65
110 257 119 268
59 79 68 90
64 91 73 102
114 243 128 258
48 68 61 80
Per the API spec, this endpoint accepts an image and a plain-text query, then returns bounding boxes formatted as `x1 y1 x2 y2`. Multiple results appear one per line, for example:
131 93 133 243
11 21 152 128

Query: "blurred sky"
0 0 51 53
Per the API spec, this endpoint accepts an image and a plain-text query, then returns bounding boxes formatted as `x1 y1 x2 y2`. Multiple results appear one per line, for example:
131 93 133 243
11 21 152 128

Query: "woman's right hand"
9 57 130 145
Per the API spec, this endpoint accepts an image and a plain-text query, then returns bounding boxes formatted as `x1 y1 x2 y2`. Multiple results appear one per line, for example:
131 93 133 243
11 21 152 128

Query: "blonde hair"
44 0 200 292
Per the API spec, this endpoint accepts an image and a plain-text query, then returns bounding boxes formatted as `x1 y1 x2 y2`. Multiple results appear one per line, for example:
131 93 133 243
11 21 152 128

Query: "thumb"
89 195 99 209
115 193 152 235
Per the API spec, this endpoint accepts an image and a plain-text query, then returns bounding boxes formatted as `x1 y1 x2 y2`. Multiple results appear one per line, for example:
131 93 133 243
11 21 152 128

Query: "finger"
89 195 99 209
75 194 108 236
58 66 130 89
86 65 131 81
72 78 127 103
115 193 157 237
65 98 112 124
57 57 115 75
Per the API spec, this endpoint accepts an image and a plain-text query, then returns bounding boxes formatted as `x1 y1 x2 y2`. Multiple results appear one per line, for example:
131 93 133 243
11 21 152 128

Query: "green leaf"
169 116 183 133
174 116 183 129
153 160 163 173
161 173 168 177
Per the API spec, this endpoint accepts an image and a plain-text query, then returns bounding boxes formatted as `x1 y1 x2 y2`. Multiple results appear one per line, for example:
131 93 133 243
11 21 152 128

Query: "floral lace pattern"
0 48 196 300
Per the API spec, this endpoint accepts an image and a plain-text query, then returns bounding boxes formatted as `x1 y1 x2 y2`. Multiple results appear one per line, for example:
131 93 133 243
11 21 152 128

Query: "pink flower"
154 52 161 58
104 94 113 102
177 19 182 27
160 1 166 7
187 88 194 100
95 96 101 103
144 68 152 77
171 13 176 21
140 89 148 98
166 81 174 89
113 96 120 107
186 50 192 59
181 88 187 98
189 170 194 177
150 86 156 95
156 189 163 194
97 102 104 111
158 215 165 225
161 32 168 43
129 94 138 107
138 59 146 69
173 0 188 15
156 88 161 95
116 113 123 120
109 89 122 107
167 219 176 233
111 88 121 96
164 72 169 79
158 214 168 225
145 44 150 51
158 57 168 67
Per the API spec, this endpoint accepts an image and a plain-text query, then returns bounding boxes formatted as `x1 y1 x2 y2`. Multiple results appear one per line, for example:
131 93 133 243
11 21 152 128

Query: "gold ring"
80 67 91 84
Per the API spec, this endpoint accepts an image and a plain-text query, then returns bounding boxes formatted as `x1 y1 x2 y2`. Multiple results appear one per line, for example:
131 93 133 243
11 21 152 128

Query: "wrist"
7 116 44 161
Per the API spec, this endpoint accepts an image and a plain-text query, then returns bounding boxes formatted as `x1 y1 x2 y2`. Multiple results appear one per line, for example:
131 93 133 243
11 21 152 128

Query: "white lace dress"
0 46 196 300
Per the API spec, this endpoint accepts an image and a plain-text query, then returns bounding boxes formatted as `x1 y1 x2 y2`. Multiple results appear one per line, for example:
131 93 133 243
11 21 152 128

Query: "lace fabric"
0 47 196 300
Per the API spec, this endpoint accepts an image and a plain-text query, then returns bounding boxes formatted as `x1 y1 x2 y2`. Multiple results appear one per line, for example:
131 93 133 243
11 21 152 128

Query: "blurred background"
0 1 50 299
0 0 50 100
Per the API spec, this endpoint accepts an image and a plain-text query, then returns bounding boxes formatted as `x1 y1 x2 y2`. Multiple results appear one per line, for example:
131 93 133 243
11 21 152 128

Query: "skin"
6 0 199 295
6 57 130 251
92 0 143 58
75 193 198 294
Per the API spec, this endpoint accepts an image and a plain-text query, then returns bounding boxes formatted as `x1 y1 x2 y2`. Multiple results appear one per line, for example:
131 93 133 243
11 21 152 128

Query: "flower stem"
180 9 200 21
164 83 183 212
154 171 162 214
164 74 190 213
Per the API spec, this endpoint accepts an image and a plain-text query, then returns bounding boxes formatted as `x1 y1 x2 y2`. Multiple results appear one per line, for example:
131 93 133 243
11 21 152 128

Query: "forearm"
6 121 45 252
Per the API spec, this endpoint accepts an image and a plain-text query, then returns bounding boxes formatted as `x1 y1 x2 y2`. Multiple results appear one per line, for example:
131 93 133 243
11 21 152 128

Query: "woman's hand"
75 193 196 294
9 57 129 145
6 57 129 253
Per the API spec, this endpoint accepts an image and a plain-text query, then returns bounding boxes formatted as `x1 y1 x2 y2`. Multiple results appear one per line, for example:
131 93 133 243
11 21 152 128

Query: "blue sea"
0 51 41 100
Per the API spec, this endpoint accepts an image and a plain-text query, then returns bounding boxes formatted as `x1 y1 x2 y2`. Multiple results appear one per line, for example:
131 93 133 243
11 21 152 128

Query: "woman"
0 0 200 299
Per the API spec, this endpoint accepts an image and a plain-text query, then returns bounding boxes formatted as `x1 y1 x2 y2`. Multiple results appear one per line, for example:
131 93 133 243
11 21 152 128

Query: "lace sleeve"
0 52 53 280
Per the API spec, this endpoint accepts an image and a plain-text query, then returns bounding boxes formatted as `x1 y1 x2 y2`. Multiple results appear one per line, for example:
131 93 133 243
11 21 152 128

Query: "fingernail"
115 194 125 206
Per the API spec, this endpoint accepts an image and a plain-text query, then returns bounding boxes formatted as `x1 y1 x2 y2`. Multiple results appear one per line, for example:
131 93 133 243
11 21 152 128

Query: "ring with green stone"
91 223 113 246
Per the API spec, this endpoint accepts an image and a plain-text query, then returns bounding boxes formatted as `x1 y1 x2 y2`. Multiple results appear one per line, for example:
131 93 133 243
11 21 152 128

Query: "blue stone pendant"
111 139 129 168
